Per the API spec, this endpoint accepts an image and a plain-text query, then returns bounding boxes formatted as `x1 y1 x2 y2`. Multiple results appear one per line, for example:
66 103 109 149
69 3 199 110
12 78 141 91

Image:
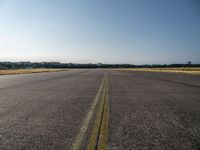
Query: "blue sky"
0 0 200 64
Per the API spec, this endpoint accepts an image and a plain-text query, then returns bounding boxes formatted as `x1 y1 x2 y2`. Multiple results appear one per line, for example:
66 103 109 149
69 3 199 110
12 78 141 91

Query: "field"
118 67 200 74
0 68 68 75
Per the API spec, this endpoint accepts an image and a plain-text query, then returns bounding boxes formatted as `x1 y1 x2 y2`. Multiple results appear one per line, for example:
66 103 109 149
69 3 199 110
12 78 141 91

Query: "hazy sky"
0 0 200 64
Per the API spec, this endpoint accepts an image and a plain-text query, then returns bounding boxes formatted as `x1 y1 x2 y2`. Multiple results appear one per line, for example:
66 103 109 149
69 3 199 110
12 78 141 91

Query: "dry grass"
0 68 68 75
117 67 200 75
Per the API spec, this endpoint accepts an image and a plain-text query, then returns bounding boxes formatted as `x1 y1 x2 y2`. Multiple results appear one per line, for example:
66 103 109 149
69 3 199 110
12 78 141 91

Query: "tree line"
0 61 200 69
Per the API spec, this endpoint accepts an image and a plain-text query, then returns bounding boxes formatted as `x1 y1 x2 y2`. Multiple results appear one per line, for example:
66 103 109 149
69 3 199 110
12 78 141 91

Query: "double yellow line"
71 74 109 150
87 74 109 150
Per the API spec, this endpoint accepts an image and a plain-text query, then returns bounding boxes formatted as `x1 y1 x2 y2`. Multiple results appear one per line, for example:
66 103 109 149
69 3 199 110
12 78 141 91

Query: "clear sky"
0 0 200 64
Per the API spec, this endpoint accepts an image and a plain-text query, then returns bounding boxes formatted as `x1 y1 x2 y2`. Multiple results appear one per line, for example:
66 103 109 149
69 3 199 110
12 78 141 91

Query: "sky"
0 0 200 64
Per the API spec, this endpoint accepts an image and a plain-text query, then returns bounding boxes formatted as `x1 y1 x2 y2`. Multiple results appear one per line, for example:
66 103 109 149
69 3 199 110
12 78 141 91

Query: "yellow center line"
97 77 109 150
87 75 109 150
70 74 106 150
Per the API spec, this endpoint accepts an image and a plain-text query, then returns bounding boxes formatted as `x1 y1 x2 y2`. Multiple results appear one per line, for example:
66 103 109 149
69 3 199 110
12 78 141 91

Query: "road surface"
0 69 200 150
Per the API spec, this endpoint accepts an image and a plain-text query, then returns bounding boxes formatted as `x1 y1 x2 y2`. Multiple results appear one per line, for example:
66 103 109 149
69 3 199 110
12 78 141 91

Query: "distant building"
187 61 191 65
97 63 102 67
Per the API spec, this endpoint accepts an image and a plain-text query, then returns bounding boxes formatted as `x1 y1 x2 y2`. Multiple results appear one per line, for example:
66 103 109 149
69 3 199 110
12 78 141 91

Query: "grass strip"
0 68 68 75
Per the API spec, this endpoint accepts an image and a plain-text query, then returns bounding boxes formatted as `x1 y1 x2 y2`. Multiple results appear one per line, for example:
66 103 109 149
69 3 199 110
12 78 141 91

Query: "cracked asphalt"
0 69 200 150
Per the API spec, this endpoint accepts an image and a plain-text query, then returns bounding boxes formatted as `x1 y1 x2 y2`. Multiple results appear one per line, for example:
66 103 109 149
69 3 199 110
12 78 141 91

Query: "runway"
0 70 199 149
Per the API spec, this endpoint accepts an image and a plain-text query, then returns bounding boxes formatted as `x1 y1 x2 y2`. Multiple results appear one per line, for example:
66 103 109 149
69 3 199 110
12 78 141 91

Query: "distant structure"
97 63 103 67
187 61 192 65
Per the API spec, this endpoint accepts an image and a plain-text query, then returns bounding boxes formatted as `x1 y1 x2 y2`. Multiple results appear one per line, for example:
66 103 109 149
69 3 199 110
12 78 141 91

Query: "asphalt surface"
108 70 200 150
0 70 103 150
0 70 200 150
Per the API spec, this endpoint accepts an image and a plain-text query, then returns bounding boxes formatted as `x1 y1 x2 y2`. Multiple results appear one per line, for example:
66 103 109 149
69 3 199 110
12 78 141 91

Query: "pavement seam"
70 74 106 150
87 74 109 150
97 76 109 150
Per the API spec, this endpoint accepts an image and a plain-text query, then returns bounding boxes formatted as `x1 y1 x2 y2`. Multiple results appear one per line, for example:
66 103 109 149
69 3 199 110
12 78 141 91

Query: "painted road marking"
97 78 109 150
71 74 106 150
87 75 109 150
